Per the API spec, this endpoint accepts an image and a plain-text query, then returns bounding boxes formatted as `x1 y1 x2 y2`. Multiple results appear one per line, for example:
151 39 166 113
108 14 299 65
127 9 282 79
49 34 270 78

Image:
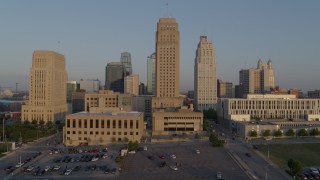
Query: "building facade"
67 81 78 103
120 52 132 76
79 79 100 92
194 36 217 111
63 111 144 146
147 53 156 95
105 62 125 93
155 18 180 98
72 90 85 113
152 107 203 135
239 59 275 97
124 74 139 96
217 94 320 120
217 79 233 98
22 50 67 123
308 90 320 98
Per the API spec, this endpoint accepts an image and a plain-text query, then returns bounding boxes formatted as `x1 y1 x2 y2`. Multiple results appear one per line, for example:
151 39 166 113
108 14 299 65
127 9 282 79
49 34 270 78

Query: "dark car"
159 161 166 167
147 156 155 160
245 153 251 157
104 168 110 174
159 155 165 159
111 168 116 174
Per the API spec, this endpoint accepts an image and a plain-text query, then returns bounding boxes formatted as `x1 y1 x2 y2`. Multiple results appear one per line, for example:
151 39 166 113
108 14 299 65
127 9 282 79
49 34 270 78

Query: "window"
95 119 99 128
84 131 87 134
130 120 133 129
113 120 116 128
67 131 70 134
90 120 93 128
72 119 76 128
101 131 104 135
101 120 104 128
96 131 99 135
136 120 139 129
113 132 116 135
124 120 127 128
136 132 139 135
107 132 110 135
67 119 70 128
84 119 87 128
124 132 127 135
78 131 82 134
107 120 110 128
130 132 133 135
118 132 121 135
90 131 93 135
78 119 82 128
118 120 122 128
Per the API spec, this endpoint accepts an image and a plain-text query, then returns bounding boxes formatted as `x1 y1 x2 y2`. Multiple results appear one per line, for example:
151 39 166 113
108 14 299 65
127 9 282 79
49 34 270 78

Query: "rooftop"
68 111 143 117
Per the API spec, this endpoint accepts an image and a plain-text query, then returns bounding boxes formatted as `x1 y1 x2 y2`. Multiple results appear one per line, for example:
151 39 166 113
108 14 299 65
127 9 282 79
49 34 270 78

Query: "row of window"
66 119 140 129
66 131 138 136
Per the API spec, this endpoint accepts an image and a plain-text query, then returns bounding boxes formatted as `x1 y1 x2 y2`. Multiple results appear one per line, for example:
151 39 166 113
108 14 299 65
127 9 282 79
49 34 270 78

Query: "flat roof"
67 111 143 117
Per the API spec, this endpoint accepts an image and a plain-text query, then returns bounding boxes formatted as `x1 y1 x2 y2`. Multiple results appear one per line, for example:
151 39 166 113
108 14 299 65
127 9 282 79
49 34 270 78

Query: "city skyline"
0 0 320 92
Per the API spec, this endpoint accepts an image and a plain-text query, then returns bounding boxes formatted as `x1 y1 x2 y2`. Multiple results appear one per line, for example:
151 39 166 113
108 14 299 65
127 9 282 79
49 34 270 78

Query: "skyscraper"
105 62 125 93
155 18 180 98
120 52 132 76
194 36 217 111
22 50 68 123
147 52 156 95
239 59 275 97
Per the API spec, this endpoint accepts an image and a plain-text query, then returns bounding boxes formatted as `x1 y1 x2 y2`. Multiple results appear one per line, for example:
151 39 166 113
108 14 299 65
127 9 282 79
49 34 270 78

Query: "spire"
267 59 273 69
257 59 263 69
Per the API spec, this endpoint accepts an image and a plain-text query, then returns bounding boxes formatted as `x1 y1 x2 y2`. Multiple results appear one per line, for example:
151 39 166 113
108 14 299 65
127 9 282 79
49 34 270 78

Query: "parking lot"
2 145 121 179
119 142 249 180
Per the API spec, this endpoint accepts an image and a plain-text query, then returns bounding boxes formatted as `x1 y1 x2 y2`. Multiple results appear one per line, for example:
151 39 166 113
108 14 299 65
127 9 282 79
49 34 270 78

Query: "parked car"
171 154 176 159
159 155 165 159
169 165 178 171
196 150 200 154
245 153 251 157
159 161 166 167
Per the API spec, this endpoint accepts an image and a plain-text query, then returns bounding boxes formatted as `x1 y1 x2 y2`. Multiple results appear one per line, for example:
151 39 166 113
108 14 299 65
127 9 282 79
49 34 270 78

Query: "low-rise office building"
63 110 144 146
152 106 203 135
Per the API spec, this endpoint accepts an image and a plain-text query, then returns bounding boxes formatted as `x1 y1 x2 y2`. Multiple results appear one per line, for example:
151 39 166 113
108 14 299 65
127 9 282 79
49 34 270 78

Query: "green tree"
128 141 139 151
288 158 302 176
297 129 308 137
274 130 283 137
203 119 210 131
23 120 30 125
203 108 217 119
249 130 258 137
39 120 45 128
309 128 320 136
263 129 271 137
31 119 38 125
286 129 295 137
209 133 224 147
194 132 200 139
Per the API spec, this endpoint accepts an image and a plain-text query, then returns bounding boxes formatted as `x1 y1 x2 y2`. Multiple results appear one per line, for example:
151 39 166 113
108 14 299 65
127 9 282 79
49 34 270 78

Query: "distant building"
239 59 275 97
72 90 86 113
124 74 139 96
105 62 125 93
67 81 78 103
194 36 217 111
79 79 100 92
139 83 146 95
120 52 132 76
84 90 132 112
217 79 233 98
270 88 301 97
22 50 67 123
308 90 320 98
132 95 152 123
147 53 156 95
217 94 320 120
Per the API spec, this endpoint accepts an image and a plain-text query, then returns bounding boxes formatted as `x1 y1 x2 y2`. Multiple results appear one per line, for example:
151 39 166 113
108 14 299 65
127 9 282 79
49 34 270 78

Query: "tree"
249 130 258 137
209 133 224 147
202 119 210 131
194 132 200 139
286 129 295 137
263 129 271 137
288 158 302 176
203 108 217 119
39 120 45 128
297 129 308 137
309 128 320 136
46 121 53 129
274 130 283 137
23 120 30 125
128 141 139 151
31 119 38 125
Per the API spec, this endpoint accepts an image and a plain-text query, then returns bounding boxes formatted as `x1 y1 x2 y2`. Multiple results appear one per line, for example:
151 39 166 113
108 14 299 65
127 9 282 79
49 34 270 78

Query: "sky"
0 0 319 92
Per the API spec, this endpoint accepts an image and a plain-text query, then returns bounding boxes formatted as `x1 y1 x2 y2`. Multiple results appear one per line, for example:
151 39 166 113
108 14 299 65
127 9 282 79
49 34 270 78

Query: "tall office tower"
194 36 217 111
217 79 233 98
22 50 68 123
120 52 132 76
147 52 156 95
155 18 180 98
124 74 139 96
239 59 275 97
105 62 125 93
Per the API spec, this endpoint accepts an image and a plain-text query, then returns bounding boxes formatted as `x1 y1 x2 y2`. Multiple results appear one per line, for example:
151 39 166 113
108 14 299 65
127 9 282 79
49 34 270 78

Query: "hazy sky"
0 0 319 92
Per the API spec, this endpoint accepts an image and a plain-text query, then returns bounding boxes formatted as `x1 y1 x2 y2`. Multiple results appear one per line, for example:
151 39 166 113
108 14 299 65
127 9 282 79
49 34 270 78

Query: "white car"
91 157 99 162
44 166 51 172
171 154 176 159
310 167 319 174
53 165 61 171
196 150 200 154
64 169 72 176
15 162 24 168
26 166 34 171
102 154 108 159
170 165 178 171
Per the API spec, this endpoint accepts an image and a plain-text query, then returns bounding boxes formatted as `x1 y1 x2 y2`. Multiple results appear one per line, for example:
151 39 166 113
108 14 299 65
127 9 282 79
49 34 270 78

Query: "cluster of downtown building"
3 17 319 146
